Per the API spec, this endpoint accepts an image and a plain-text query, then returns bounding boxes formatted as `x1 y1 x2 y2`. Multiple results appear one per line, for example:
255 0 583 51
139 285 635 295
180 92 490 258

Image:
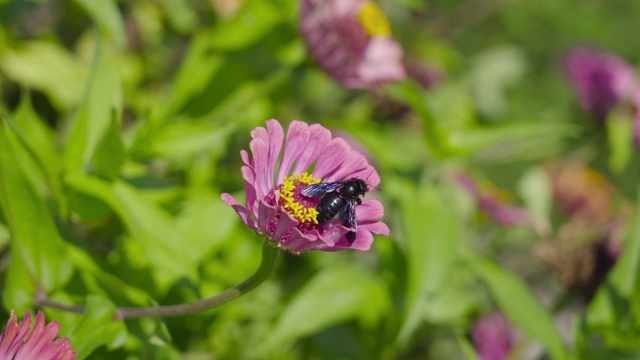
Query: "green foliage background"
0 0 639 358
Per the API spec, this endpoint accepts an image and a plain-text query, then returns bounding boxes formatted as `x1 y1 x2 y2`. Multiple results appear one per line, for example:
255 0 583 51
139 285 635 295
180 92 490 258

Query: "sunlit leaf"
72 0 127 47
64 42 122 174
472 257 567 359
261 265 391 351
397 184 460 345
67 296 127 360
0 118 73 309
0 41 87 110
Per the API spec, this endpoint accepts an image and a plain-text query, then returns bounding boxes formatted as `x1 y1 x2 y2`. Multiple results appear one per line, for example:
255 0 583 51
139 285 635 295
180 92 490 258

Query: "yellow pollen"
357 2 391 36
280 172 321 224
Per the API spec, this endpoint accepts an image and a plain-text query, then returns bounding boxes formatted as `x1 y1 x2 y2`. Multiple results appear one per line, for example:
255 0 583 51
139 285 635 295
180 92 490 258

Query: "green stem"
37 243 281 320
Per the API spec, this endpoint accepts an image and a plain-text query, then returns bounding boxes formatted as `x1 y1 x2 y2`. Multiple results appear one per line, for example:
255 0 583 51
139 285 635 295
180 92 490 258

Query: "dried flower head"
300 0 406 89
0 310 76 360
222 119 389 253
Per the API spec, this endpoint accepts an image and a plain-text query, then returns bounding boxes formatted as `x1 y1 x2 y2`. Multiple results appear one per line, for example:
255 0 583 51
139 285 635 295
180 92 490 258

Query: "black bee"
301 178 369 244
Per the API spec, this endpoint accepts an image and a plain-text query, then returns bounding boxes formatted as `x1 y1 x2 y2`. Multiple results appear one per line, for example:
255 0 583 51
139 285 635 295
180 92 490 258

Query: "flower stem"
36 243 281 320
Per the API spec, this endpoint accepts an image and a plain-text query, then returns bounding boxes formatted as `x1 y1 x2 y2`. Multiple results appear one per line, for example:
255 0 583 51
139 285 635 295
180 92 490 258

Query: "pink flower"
300 0 406 89
455 173 529 227
472 312 515 360
0 310 76 360
565 47 638 120
222 120 389 253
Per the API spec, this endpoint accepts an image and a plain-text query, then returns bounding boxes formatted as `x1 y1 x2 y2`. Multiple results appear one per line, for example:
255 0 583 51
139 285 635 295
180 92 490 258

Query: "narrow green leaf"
72 0 127 47
397 184 459 345
0 41 87 110
11 94 66 216
261 265 390 351
0 119 73 308
586 186 640 344
606 107 634 174
65 173 197 288
456 331 480 360
472 257 567 359
91 117 125 179
64 42 122 174
67 296 127 360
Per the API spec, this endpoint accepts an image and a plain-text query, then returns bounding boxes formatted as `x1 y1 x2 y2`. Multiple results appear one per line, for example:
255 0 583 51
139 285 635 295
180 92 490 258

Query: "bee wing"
340 201 358 244
339 201 357 230
301 182 342 197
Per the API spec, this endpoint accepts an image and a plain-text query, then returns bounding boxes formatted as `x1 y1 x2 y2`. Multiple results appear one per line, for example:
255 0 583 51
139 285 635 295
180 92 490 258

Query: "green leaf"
91 117 125 179
0 41 87 110
388 81 449 157
64 42 122 174
8 94 66 217
456 331 480 360
65 174 197 288
72 0 127 47
606 107 634 174
208 0 291 51
585 186 640 350
472 257 567 359
518 166 552 232
261 265 391 351
0 119 73 308
157 0 198 33
67 296 127 360
397 184 460 345
147 122 233 162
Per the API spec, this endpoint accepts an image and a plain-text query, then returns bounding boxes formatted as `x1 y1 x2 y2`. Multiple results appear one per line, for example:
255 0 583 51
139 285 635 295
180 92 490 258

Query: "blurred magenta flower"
472 312 515 360
222 120 389 253
300 0 406 89
565 47 638 120
455 173 529 226
0 310 76 360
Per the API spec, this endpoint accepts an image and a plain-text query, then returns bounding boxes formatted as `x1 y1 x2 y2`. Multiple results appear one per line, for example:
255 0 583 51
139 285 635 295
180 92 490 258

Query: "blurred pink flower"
565 47 638 120
300 0 406 89
0 310 76 360
455 173 529 227
222 120 389 253
472 312 515 360
404 59 444 89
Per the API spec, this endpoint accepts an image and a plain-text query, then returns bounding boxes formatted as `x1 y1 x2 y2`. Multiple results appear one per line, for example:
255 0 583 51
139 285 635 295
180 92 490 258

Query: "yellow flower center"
281 172 321 224
357 2 391 36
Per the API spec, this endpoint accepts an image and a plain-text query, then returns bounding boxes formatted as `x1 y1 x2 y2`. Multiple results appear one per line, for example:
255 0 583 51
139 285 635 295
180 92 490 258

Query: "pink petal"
249 137 270 199
277 120 310 181
272 211 299 241
358 37 406 85
221 193 258 230
0 311 20 357
313 137 351 179
356 199 384 220
323 150 368 182
293 123 332 174
257 201 277 233
265 120 285 188
359 220 390 236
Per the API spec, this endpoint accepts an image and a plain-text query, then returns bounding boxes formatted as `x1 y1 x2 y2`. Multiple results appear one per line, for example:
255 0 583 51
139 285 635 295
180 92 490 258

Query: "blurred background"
1 0 640 358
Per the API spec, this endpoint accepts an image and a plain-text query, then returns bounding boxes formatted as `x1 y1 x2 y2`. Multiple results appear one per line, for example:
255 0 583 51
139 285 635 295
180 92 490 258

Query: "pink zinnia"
472 312 515 360
455 173 529 227
0 310 76 360
222 119 389 253
300 0 406 89
565 47 638 120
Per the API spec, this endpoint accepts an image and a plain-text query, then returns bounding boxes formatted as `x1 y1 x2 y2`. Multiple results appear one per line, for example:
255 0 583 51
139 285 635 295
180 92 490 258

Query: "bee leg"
346 230 357 244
